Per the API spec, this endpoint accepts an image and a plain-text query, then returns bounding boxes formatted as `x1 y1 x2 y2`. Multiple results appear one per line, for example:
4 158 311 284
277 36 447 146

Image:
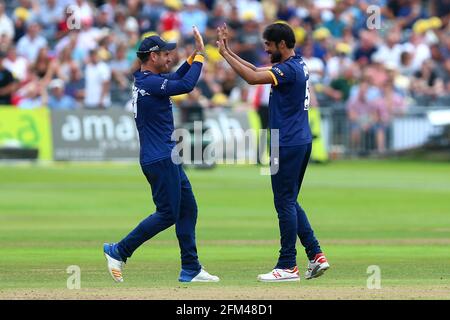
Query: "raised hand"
221 23 229 42
192 26 205 53
216 38 226 55
217 24 229 47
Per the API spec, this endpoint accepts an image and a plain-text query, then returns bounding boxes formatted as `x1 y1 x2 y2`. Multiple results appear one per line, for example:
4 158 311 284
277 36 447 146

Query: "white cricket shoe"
103 243 125 283
257 266 300 282
191 269 220 282
305 253 330 280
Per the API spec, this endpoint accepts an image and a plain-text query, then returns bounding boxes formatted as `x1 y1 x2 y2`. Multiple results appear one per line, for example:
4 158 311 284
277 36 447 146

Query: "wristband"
193 54 205 64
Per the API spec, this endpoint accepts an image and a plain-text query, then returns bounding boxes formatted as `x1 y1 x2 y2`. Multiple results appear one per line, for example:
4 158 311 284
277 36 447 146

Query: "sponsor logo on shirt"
161 79 168 90
273 67 284 76
139 89 150 96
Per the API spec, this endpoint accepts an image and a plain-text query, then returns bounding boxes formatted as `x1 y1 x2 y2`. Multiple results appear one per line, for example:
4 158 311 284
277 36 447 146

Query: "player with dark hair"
217 22 330 282
103 27 219 283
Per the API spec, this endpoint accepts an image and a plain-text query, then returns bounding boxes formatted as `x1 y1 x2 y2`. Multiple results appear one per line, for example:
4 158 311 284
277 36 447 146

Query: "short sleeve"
268 63 295 86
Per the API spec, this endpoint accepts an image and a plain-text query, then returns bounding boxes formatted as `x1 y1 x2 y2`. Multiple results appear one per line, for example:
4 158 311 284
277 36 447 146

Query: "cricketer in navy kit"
217 22 330 282
103 27 219 283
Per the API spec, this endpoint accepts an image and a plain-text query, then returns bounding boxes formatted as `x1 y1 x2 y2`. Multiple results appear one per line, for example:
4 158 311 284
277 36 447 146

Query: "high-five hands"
216 23 229 55
192 26 205 53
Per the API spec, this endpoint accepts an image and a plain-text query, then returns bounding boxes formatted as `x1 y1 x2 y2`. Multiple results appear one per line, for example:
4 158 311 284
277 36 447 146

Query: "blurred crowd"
0 0 449 153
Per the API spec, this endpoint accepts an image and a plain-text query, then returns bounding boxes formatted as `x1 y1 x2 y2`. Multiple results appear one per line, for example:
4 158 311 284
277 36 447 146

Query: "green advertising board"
0 107 52 160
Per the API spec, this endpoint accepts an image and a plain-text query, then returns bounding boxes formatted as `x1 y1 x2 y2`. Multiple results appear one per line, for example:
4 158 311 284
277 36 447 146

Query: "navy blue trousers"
117 158 201 272
271 143 321 269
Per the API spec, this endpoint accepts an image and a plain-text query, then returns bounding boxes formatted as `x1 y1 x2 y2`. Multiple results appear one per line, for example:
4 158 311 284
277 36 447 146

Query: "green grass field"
0 160 449 299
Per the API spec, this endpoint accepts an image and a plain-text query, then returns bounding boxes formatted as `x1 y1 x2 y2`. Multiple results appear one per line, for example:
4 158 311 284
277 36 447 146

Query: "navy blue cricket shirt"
132 58 203 166
267 55 313 147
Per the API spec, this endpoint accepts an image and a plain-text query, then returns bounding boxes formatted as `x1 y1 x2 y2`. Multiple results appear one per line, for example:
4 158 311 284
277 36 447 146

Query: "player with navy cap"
217 22 330 282
103 27 219 283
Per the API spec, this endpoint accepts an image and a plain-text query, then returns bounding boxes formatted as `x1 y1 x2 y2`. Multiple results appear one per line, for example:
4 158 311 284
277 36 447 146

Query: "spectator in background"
96 33 114 61
431 0 450 25
159 0 181 33
388 0 423 30
301 40 325 85
353 30 378 66
403 29 431 73
0 0 445 118
47 78 79 110
100 0 122 26
323 2 347 38
177 87 209 123
65 63 85 103
17 81 44 109
346 76 381 154
225 5 243 31
84 49 111 109
0 51 15 105
228 81 252 110
372 27 403 69
95 6 113 29
12 7 29 43
310 27 330 61
233 11 262 66
205 2 227 41
0 32 9 52
38 0 64 42
0 1 14 42
3 45 28 82
179 0 208 36
16 20 48 63
372 76 407 153
325 42 353 82
112 6 138 44
218 65 238 97
55 45 79 83
196 64 221 100
276 0 296 22
55 30 85 66
110 42 132 105
322 64 357 103
411 58 445 103
72 0 95 25
140 0 165 33
32 46 57 86
236 0 264 23
398 49 415 77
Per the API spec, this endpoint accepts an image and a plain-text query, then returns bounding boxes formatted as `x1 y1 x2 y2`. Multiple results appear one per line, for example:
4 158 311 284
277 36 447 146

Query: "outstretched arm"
217 38 274 85
139 55 204 96
163 26 206 80
218 24 271 72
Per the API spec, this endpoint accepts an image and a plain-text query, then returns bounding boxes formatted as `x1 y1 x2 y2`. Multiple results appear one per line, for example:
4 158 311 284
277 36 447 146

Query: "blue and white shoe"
103 243 125 283
179 268 220 282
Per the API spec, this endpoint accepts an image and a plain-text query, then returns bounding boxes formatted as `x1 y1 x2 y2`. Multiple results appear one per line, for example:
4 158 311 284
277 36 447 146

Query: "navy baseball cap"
137 35 177 54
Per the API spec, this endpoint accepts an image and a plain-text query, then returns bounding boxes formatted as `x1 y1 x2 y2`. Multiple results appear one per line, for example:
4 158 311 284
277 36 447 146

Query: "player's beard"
270 50 282 63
